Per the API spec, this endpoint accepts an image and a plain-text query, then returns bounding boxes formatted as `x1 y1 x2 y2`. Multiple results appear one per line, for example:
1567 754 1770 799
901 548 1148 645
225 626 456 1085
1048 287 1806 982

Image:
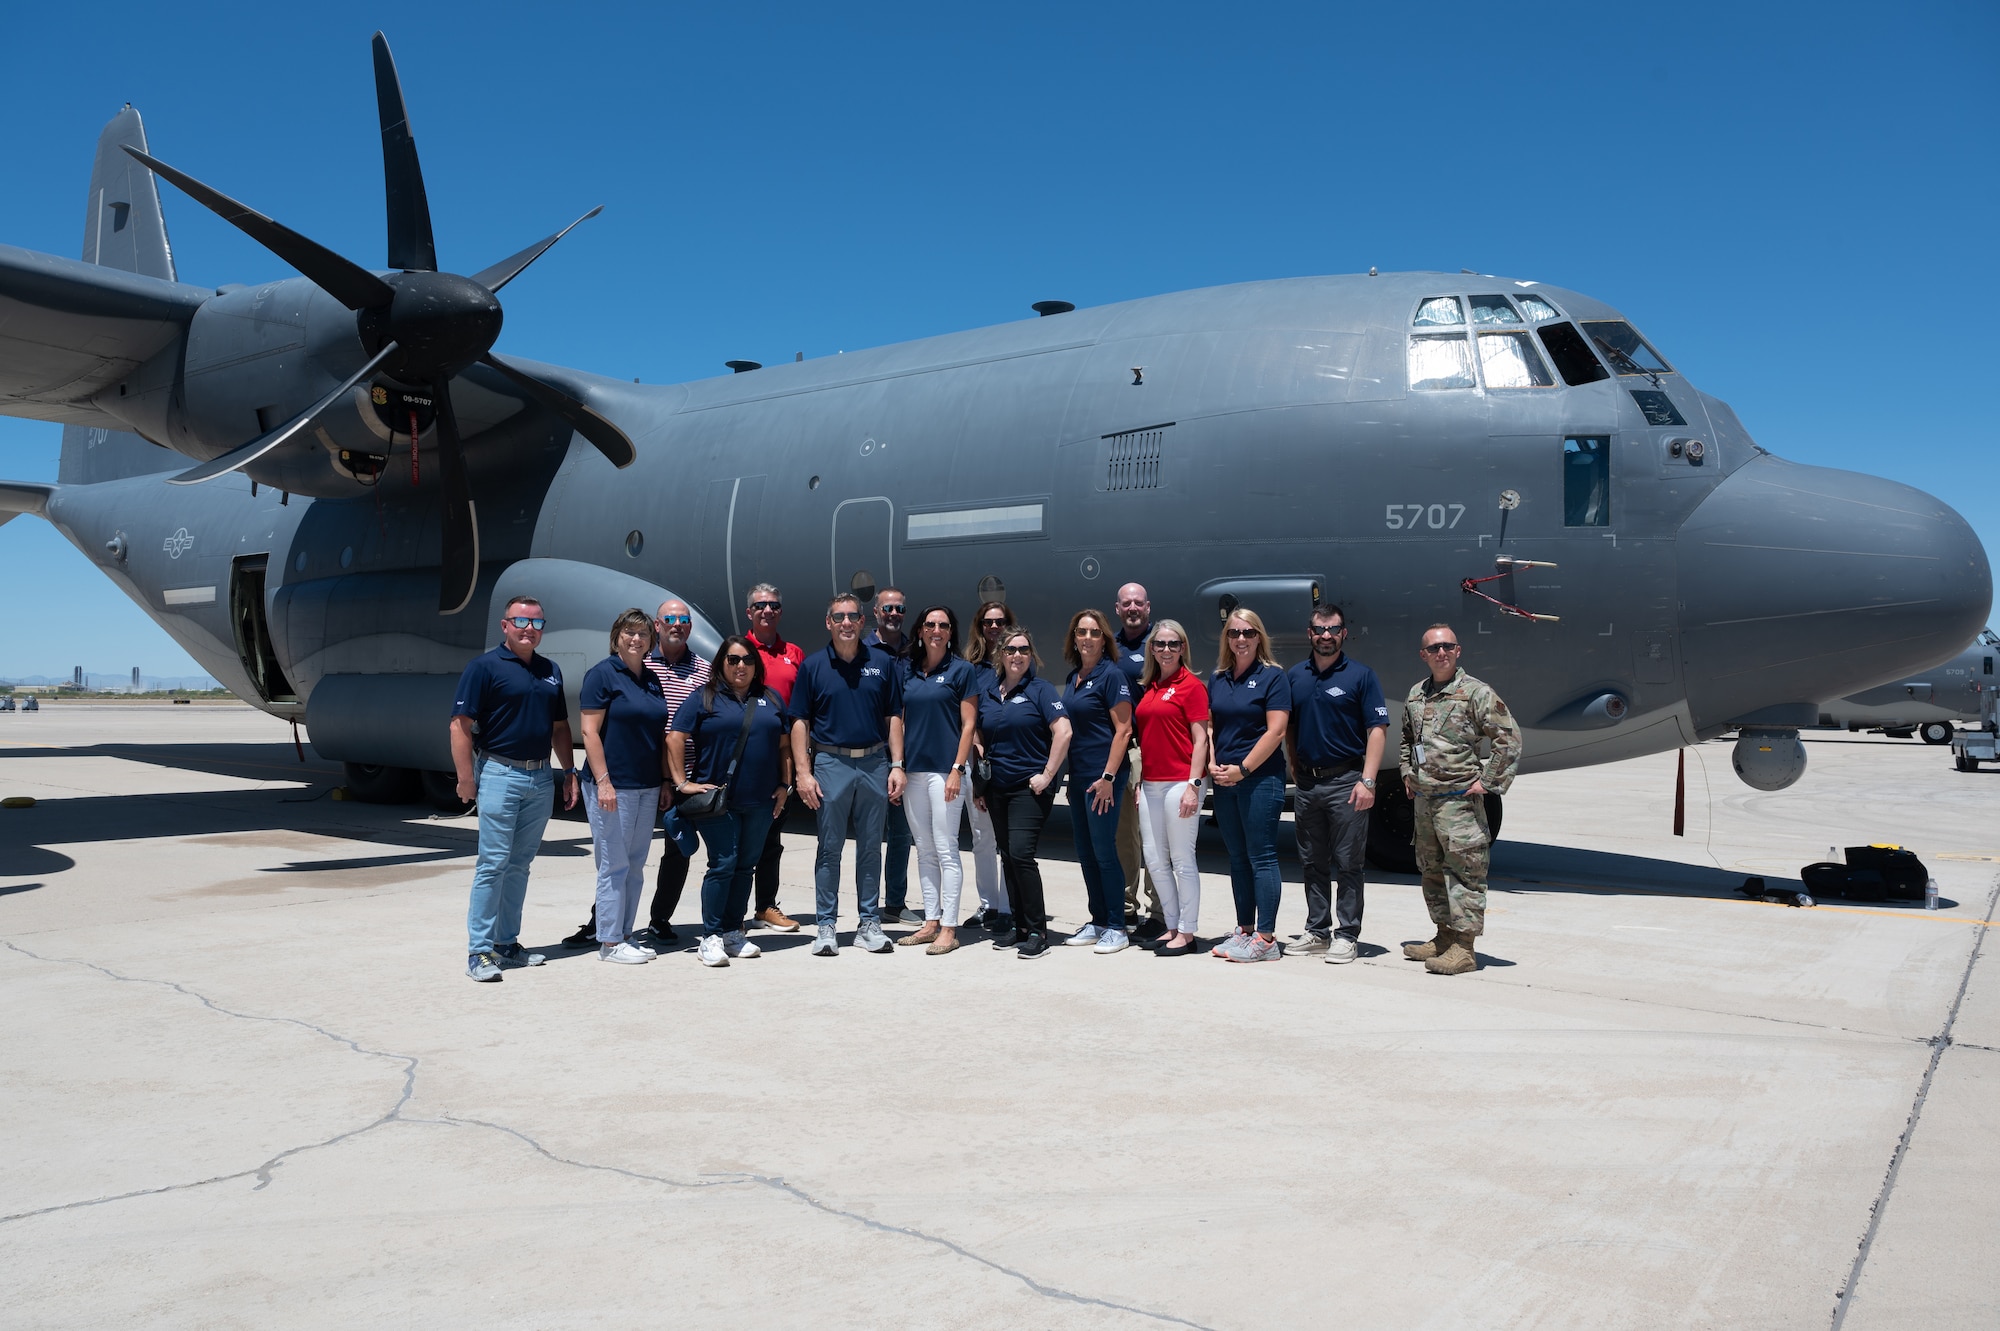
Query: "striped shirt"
644 648 711 735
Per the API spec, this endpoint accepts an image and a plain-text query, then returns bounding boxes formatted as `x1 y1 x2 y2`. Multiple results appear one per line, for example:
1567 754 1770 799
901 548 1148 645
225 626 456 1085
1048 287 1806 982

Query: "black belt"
1298 757 1363 781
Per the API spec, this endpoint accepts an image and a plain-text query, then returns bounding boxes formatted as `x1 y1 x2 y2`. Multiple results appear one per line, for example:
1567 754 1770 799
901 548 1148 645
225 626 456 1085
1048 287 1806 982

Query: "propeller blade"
479 352 636 468
433 381 481 615
469 206 603 294
168 342 400 485
123 147 394 311
371 32 438 273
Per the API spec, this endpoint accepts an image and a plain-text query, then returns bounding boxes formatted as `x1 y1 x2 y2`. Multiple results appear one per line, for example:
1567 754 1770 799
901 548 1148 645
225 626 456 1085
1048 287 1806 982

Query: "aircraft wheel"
1366 777 1418 874
342 762 422 804
420 769 475 815
1921 721 1955 746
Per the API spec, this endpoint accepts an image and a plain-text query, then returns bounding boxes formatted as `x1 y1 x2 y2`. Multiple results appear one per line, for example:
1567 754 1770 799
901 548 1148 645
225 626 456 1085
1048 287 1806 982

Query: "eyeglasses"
1421 643 1461 654
658 614 691 626
1153 639 1184 651
1308 624 1346 637
750 601 782 612
1074 626 1104 639
829 611 863 623
1001 644 1033 655
618 627 651 639
723 653 754 666
504 616 546 630
877 605 905 616
981 618 1008 629
1225 627 1260 640
922 619 952 631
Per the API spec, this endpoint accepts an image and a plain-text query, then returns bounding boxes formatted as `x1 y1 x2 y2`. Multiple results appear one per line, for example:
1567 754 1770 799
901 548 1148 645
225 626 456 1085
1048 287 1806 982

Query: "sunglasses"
1001 644 1033 655
1074 626 1104 638
750 601 782 612
504 616 546 630
723 653 754 666
922 619 952 631
1153 639 1184 651
658 614 691 626
1308 624 1345 637
981 618 1008 628
829 611 863 623
1226 627 1260 640
877 605 905 616
1422 643 1461 654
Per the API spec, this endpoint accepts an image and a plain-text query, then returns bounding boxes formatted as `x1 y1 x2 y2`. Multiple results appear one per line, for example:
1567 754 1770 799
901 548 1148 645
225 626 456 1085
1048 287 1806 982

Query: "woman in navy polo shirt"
959 600 1016 929
973 628 1072 960
896 606 978 955
580 609 673 965
1206 609 1292 963
669 636 792 968
1059 609 1134 954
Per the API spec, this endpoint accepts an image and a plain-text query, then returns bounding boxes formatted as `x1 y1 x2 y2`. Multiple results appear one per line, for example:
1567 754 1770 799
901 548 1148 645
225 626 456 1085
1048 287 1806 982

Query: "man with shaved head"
1111 581 1164 936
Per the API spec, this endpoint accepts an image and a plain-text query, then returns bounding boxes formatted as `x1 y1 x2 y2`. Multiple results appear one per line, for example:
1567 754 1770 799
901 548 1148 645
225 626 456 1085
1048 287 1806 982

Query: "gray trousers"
1294 771 1370 941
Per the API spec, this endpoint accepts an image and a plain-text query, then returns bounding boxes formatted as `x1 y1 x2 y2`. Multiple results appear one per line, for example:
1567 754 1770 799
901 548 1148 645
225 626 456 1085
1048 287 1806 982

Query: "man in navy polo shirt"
449 596 579 982
863 586 920 924
790 592 907 956
1111 581 1163 936
1283 602 1388 964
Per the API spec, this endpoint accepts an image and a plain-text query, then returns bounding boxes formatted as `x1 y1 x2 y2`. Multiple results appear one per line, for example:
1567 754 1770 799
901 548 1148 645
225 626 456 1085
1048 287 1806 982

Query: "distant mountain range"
2 674 222 691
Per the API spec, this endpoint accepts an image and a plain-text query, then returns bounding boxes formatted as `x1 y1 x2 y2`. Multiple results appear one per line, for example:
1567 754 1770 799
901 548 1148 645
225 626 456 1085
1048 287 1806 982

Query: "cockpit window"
1580 321 1673 376
1469 295 1522 325
1412 297 1465 326
1515 293 1562 322
1408 334 1476 389
1537 323 1611 386
1478 332 1554 387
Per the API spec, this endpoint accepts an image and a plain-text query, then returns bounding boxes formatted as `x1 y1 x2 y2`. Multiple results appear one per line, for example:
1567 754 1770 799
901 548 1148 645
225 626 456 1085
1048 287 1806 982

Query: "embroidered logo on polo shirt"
861 667 882 678
1247 680 1259 690
1326 686 1345 698
1163 687 1176 701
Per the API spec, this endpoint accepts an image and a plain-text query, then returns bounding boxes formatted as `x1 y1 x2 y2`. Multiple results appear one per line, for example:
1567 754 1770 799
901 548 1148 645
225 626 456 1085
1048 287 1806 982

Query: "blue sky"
3 1 1994 676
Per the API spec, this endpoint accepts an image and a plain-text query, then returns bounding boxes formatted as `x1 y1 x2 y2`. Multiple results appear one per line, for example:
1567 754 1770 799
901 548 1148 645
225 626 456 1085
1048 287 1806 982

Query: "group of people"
449 580 1522 982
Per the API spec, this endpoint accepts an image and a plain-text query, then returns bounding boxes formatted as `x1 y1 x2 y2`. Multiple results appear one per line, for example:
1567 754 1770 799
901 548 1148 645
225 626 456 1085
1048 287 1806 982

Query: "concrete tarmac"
1 704 1996 1329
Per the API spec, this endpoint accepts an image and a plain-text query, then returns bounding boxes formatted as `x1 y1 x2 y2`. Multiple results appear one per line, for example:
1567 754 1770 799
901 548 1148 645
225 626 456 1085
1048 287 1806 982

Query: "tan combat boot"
1424 930 1478 975
1403 926 1451 961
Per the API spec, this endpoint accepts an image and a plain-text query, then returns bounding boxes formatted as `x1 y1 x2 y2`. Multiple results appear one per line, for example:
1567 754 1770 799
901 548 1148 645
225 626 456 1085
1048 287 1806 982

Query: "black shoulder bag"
678 690 764 821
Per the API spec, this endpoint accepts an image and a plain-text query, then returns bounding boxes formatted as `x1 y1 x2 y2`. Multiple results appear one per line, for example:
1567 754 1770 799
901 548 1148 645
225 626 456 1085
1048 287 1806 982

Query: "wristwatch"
1099 772 1117 784
890 760 905 770
1360 777 1376 790
954 763 968 774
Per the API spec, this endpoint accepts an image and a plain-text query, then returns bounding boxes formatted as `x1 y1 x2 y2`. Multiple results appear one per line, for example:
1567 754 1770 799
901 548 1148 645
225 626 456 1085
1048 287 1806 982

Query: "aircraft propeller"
125 31 634 615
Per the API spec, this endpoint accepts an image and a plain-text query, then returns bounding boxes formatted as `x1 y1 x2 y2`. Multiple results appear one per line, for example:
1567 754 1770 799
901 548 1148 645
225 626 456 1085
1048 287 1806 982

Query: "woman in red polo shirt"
1131 619 1210 956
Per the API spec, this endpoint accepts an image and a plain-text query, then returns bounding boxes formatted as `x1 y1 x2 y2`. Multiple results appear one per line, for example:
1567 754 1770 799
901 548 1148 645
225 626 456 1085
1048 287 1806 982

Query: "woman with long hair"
972 627 1072 960
669 636 792 967
896 605 978 954
1132 619 1210 956
1059 608 1134 954
959 599 1016 930
1207 609 1292 962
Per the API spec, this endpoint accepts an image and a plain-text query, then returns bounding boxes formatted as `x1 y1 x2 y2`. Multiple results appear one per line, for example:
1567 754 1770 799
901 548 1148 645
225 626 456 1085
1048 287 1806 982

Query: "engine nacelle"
1732 727 1806 791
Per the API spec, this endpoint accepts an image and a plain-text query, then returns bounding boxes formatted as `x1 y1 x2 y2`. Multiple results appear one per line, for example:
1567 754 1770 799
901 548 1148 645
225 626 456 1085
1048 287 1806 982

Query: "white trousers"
1138 779 1205 933
902 771 965 924
964 792 1006 913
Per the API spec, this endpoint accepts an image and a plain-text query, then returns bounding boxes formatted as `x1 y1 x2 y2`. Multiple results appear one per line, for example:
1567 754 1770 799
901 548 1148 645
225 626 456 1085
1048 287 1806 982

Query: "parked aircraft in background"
1818 629 1996 745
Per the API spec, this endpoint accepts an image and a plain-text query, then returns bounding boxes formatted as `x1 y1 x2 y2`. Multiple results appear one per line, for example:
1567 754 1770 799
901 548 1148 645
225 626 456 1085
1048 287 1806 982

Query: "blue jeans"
584 777 660 944
882 800 913 911
812 750 888 928
697 802 776 936
467 758 554 954
1068 768 1128 930
1213 767 1285 935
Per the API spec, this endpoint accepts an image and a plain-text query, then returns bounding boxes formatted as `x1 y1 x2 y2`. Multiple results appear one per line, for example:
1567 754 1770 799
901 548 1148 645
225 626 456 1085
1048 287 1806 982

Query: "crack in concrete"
1828 873 2000 1328
0 941 1216 1329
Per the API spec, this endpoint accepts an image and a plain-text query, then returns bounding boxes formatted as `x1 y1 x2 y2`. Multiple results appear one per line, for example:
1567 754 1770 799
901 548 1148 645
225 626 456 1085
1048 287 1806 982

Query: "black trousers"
985 781 1057 933
754 831 784 912
1294 771 1370 940
580 836 692 933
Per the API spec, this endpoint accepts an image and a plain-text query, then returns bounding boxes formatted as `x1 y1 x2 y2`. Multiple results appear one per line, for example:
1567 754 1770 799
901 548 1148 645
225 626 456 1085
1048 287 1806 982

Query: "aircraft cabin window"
1412 297 1465 326
1536 323 1612 386
1515 294 1563 322
1580 320 1673 376
1469 295 1523 325
1408 334 1476 389
1563 437 1611 527
1478 332 1555 388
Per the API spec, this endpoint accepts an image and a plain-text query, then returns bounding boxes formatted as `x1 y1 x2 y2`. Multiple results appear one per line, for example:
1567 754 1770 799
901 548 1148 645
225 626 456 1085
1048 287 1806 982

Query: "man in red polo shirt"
746 582 805 929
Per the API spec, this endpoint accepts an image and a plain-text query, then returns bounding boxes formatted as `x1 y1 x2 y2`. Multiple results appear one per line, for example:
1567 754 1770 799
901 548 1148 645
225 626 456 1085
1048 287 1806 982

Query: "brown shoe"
898 922 941 947
1424 931 1478 975
925 934 961 955
1403 927 1451 962
756 906 799 932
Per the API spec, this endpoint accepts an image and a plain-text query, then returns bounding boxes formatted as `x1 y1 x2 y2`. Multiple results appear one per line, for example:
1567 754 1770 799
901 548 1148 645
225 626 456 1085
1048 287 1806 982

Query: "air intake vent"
1103 424 1172 491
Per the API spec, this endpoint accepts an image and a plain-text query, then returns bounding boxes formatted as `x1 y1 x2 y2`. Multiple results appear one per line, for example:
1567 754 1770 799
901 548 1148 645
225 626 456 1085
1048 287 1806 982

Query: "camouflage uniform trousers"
1413 793 1490 936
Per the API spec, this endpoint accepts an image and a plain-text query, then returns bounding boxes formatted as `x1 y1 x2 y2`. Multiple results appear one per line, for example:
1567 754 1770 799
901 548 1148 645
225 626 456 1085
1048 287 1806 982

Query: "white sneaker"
722 930 760 959
697 934 730 967
811 924 839 956
600 942 650 964
1324 936 1359 964
1092 929 1130 955
627 938 658 958
1065 924 1102 947
856 920 893 953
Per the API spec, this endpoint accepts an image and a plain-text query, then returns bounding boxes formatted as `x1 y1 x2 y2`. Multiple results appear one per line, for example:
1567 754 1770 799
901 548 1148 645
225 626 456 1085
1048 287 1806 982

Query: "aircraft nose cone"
1676 455 1991 732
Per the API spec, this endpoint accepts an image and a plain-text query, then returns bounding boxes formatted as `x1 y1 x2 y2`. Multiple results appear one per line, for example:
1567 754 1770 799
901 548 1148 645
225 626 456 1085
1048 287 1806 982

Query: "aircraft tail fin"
59 105 186 485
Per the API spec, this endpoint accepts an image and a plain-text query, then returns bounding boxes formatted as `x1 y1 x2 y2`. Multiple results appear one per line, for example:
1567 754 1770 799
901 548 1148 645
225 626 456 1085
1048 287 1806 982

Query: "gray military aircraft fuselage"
2 39 1991 829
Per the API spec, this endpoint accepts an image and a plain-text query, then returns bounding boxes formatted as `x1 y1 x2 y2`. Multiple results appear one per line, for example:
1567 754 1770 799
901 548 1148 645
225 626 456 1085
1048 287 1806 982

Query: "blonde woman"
959 600 1015 930
1131 620 1209 956
1206 609 1291 962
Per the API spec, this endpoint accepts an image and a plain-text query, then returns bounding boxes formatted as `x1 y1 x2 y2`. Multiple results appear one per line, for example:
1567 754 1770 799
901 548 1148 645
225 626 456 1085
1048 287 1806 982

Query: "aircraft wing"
0 242 209 429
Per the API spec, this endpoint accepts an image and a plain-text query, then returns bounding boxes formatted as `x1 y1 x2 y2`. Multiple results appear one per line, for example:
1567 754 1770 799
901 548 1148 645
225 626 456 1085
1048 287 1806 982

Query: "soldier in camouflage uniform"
1397 623 1521 975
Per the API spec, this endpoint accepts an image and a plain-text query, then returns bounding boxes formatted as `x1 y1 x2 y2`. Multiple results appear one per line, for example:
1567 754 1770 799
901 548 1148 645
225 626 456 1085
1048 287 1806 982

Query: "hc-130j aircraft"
1 36 1990 865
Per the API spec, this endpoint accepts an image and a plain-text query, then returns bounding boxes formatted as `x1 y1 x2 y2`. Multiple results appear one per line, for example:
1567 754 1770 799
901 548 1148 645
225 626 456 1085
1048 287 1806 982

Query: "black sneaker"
561 924 598 949
633 925 677 947
1017 933 1052 959
467 951 502 982
965 907 1001 931
1133 915 1167 941
991 924 1023 949
494 942 545 968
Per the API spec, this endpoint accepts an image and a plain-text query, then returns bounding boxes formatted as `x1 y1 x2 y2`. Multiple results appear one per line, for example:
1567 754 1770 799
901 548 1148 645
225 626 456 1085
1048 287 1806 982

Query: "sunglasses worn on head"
505 616 546 630
723 653 754 666
829 611 863 623
1226 627 1259 640
1422 643 1461 654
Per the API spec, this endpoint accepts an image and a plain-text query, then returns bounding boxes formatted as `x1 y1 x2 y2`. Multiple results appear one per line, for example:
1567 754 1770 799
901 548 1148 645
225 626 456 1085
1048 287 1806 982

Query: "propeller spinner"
125 31 633 615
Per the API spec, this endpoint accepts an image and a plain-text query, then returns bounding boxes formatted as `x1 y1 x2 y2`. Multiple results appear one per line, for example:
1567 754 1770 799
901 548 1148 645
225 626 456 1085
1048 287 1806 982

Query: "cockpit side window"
1478 332 1555 387
1563 437 1611 527
1537 323 1611 386
1408 334 1476 389
1580 321 1673 376
1515 294 1562 322
1412 297 1465 326
1469 295 1522 325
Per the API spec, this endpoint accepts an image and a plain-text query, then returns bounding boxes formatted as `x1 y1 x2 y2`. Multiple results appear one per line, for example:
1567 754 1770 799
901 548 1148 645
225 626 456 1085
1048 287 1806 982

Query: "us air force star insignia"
162 528 193 558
